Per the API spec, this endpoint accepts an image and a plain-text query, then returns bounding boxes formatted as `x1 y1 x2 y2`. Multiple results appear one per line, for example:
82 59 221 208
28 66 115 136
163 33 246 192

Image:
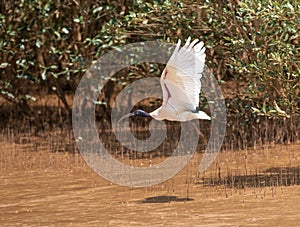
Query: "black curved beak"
118 113 134 123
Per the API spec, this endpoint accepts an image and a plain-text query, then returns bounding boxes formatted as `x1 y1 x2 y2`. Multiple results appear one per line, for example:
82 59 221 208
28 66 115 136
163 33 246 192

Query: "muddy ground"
1 131 299 226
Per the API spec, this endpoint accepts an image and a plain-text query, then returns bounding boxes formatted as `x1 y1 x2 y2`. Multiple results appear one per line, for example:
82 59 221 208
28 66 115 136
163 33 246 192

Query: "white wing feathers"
160 37 206 111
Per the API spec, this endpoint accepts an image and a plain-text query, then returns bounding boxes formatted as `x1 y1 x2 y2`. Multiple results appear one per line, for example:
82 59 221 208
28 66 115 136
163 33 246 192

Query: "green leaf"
73 18 80 23
35 39 41 48
62 27 69 34
251 107 261 113
93 6 103 14
129 11 136 17
262 103 266 114
274 101 286 114
25 94 36 101
41 70 47 80
0 62 9 68
53 31 61 39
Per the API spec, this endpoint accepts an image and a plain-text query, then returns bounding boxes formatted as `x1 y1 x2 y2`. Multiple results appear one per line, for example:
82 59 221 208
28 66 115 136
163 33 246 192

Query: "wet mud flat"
0 136 300 226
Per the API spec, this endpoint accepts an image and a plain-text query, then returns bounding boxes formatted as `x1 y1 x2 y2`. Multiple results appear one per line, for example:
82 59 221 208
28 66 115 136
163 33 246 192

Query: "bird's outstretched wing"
160 37 206 112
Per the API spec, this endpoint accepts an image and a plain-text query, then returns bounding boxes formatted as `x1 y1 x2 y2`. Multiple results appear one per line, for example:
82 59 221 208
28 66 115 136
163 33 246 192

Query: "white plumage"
119 37 211 122
149 37 210 121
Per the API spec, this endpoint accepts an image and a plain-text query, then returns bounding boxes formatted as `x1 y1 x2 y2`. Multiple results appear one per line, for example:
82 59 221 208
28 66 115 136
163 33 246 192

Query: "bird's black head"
133 109 151 118
118 109 151 123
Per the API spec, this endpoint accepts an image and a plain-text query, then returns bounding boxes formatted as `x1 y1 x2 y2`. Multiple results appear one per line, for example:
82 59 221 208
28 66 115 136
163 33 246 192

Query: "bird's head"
133 109 151 117
118 109 151 123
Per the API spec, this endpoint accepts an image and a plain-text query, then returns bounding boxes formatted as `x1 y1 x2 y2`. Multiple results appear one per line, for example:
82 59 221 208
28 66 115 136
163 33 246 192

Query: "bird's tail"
197 111 211 120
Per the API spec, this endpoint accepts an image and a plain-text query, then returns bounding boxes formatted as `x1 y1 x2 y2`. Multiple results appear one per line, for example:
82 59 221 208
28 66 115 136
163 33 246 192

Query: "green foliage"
202 0 299 118
0 0 299 119
0 0 199 107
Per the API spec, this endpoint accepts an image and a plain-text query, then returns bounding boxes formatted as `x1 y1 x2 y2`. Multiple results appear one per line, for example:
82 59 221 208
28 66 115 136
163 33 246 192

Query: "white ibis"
119 37 211 129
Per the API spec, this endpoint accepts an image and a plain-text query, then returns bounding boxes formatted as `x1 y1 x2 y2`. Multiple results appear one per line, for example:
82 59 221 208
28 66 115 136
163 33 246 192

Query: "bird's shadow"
136 195 194 204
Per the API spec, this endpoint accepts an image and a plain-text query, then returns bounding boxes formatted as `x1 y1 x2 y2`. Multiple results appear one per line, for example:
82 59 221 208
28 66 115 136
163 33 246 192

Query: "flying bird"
119 37 211 131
